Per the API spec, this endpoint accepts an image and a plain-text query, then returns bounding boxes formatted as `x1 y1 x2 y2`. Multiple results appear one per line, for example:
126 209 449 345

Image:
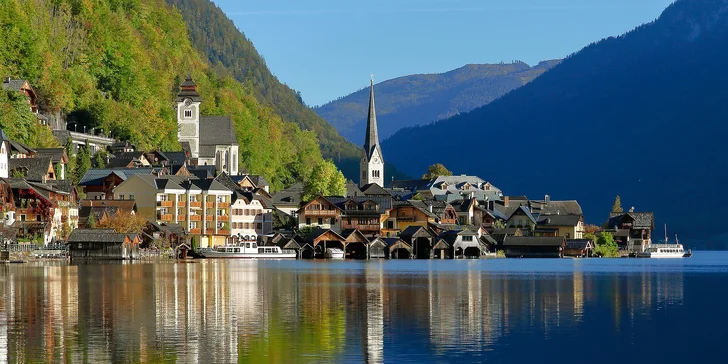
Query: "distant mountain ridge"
315 60 560 144
382 0 728 248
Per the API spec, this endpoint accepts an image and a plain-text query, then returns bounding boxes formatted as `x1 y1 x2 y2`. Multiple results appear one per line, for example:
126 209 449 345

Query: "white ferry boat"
637 225 690 258
325 248 345 259
199 242 297 259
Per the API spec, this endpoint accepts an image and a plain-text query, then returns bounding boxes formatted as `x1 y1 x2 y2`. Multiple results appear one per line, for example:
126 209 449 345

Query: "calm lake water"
2 252 727 363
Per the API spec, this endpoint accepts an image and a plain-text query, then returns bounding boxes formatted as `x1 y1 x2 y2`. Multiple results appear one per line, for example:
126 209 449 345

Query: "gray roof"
608 212 654 229
363 80 382 161
248 175 269 188
272 183 304 206
79 168 155 186
35 148 66 163
537 200 583 216
106 152 147 168
360 183 390 196
504 236 565 247
67 229 126 244
199 116 238 154
2 79 29 92
346 182 363 197
537 215 581 227
163 152 188 166
508 205 537 224
8 157 52 182
565 239 593 249
325 196 393 215
176 74 202 102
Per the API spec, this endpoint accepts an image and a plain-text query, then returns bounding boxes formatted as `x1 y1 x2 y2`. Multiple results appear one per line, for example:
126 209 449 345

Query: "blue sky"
214 0 675 107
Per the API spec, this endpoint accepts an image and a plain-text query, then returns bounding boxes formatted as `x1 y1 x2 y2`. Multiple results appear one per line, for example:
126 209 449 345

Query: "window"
184 109 192 118
119 195 124 200
36 215 41 221
372 170 380 178
129 194 134 200
257 223 262 229
306 218 311 225
387 221 394 229
317 217 323 225
462 235 473 241
20 215 26 221
329 218 335 225
566 233 571 239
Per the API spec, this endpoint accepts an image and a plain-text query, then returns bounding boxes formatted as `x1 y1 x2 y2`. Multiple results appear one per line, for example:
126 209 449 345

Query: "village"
0 75 656 262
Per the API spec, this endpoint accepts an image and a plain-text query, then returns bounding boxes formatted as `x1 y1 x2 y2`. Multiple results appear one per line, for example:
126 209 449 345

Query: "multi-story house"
6 179 77 244
297 196 342 231
230 191 273 242
297 195 393 238
606 211 654 252
113 175 233 248
391 175 503 203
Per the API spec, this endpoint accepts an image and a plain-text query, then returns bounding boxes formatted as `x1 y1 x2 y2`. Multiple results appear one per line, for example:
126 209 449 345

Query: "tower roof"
176 73 202 102
363 79 382 160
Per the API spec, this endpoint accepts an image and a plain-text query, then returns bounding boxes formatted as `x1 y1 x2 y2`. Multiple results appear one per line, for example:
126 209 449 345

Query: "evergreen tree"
611 195 623 213
73 141 91 185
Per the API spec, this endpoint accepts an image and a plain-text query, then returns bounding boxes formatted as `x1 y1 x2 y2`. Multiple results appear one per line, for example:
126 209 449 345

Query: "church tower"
176 73 202 159
360 79 384 187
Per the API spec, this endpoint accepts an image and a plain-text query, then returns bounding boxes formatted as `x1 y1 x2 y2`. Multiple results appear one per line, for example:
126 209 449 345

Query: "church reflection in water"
0 261 686 363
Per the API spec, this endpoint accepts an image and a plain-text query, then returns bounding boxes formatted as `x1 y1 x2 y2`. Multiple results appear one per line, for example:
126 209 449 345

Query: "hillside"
382 0 728 248
315 60 560 144
0 0 328 191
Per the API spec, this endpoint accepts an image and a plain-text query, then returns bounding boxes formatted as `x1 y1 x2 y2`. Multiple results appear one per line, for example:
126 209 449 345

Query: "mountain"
315 60 560 144
0 0 329 191
382 0 728 248
164 0 410 181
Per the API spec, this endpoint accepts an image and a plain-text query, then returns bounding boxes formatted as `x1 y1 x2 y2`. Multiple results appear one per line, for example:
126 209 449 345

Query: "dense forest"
316 60 560 144
382 0 728 248
0 0 331 191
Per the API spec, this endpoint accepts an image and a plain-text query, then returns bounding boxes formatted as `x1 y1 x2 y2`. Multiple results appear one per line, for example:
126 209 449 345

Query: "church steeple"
360 78 384 187
363 79 382 160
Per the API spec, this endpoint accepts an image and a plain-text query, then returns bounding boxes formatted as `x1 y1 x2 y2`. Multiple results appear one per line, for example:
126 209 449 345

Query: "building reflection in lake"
0 261 687 362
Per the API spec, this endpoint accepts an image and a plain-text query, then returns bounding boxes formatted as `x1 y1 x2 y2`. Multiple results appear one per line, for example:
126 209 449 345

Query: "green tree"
422 163 453 179
594 232 619 257
87 213 96 229
72 141 91 185
611 195 623 213
302 160 346 201
93 149 109 168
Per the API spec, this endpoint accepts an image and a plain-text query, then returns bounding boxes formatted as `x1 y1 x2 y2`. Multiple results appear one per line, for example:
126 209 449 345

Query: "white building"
360 80 384 187
230 191 273 242
176 74 239 175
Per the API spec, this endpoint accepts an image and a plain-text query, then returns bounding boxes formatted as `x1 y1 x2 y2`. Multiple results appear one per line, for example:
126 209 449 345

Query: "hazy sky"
214 0 675 106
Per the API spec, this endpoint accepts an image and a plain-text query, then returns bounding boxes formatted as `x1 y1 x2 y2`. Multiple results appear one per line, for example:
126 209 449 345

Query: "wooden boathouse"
67 229 141 260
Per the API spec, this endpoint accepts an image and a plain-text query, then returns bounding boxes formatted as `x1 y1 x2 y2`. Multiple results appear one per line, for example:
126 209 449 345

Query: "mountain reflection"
0 261 687 363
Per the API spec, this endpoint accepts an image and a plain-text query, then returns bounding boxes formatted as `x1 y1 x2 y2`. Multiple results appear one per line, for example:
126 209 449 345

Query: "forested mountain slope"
0 0 328 191
316 60 560 144
382 0 728 247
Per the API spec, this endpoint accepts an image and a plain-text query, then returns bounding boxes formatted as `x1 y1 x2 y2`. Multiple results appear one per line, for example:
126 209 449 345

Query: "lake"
2 252 727 363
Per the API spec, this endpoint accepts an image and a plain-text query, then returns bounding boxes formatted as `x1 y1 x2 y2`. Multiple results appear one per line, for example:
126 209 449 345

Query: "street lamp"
68 122 77 132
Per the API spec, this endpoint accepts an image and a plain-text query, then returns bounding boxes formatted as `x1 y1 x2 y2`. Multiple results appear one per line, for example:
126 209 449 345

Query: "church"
176 74 239 175
360 79 384 187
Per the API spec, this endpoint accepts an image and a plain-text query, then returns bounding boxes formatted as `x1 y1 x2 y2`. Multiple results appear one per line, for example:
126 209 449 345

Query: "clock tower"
176 73 202 158
360 79 384 187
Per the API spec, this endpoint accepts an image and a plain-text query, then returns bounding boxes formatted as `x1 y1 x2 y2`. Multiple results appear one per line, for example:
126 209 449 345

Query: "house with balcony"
230 191 273 242
606 211 654 253
5 178 77 244
297 196 343 231
382 200 439 237
113 174 233 248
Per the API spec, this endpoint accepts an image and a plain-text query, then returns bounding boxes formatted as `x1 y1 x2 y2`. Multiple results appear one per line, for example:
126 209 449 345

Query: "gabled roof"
35 148 68 163
272 182 304 206
163 151 188 166
360 183 390 196
80 199 137 213
607 212 655 230
67 229 127 243
106 152 147 168
400 225 434 240
536 215 582 227
325 195 392 215
363 80 382 161
565 239 593 249
382 237 410 249
2 78 30 92
508 205 537 224
79 168 155 186
504 236 565 247
188 165 216 179
340 229 370 243
8 157 53 182
301 227 345 244
199 116 238 150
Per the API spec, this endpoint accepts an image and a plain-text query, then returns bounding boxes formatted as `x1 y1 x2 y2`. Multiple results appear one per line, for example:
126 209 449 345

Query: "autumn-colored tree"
583 224 601 234
96 212 147 234
422 163 453 179
611 195 623 213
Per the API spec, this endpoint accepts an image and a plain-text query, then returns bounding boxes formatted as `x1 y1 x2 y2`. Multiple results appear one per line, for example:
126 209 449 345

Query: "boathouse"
341 229 370 259
564 239 593 257
400 226 435 259
503 236 565 258
368 237 387 259
67 229 141 260
384 237 412 259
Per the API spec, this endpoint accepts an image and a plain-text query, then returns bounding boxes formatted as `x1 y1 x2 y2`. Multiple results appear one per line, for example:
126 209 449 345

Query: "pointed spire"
363 79 382 160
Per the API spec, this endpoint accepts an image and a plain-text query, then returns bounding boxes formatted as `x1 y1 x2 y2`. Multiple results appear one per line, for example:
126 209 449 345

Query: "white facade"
360 148 384 187
177 98 201 159
231 198 272 241
0 138 8 178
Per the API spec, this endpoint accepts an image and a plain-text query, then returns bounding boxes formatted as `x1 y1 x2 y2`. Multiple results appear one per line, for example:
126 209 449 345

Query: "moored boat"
637 225 689 258
198 242 296 259
325 248 345 259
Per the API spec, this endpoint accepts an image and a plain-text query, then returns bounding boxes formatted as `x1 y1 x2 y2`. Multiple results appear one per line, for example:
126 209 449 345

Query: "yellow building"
535 215 584 239
113 175 233 248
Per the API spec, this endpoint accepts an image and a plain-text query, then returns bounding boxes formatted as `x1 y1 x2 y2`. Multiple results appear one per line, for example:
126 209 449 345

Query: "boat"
325 248 345 259
637 224 689 258
198 242 297 259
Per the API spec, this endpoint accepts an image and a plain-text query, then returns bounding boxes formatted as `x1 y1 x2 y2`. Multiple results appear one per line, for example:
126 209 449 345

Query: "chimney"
428 204 433 213
545 194 550 205
504 196 509 207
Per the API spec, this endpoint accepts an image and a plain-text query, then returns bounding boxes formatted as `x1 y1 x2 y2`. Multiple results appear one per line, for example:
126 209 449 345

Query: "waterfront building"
113 174 233 247
230 191 273 242
175 74 239 175
503 236 565 258
605 211 654 252
67 228 140 260
360 80 384 187
4 178 78 244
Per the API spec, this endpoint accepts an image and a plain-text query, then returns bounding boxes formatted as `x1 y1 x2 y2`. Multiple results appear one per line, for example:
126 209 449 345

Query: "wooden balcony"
205 202 214 209
157 214 173 221
177 201 186 207
205 215 213 221
342 224 380 231
177 215 186 221
189 215 201 221
396 215 416 222
218 202 229 208
189 228 201 234
157 201 173 207
303 209 339 216
190 201 201 208
217 229 230 236
217 215 229 222
205 228 215 235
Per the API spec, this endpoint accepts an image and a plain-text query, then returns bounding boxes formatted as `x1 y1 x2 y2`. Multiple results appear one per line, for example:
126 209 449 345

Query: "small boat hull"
325 248 344 259
198 245 297 259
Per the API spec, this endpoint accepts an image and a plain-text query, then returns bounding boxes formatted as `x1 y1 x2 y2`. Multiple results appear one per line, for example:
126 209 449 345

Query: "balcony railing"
218 202 229 208
189 215 201 221
157 214 173 221
205 202 214 209
342 224 380 231
205 215 213 221
177 201 186 207
157 201 173 207
217 215 229 222
217 229 230 236
190 201 201 208
205 228 215 235
396 215 415 222
177 215 186 221
303 209 339 216
189 228 201 234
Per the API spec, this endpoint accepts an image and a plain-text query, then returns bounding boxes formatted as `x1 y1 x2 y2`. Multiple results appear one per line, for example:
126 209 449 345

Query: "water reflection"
0 259 697 362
